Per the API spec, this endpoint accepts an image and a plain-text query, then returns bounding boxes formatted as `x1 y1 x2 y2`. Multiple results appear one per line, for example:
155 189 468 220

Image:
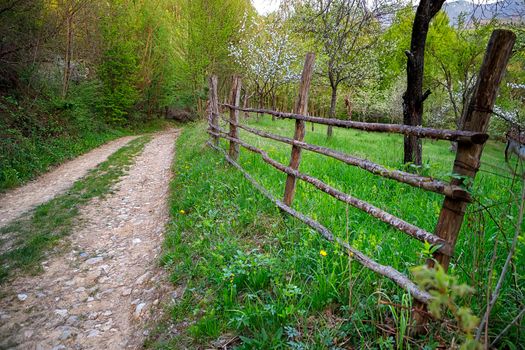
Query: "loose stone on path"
0 130 179 349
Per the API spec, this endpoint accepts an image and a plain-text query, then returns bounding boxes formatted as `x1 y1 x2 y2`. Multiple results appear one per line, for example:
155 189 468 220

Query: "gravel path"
0 130 179 349
0 136 137 229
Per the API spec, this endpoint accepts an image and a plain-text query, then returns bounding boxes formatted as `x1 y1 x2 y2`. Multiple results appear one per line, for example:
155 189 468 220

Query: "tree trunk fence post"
208 75 219 146
283 53 315 206
412 29 516 331
432 29 515 270
229 75 242 161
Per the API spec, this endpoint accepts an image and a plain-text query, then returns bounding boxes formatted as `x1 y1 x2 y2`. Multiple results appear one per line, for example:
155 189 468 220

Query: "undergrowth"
151 119 524 349
0 136 151 283
0 88 167 191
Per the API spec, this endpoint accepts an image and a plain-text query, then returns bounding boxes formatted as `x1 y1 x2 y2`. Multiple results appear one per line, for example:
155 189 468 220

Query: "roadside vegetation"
0 0 252 191
0 96 165 191
0 136 151 283
152 120 523 349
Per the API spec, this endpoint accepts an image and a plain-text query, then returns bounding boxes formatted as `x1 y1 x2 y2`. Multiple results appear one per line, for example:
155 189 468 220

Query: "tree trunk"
197 98 204 116
242 92 249 119
345 94 353 120
272 93 277 121
402 0 445 166
257 93 263 121
62 9 73 98
327 85 337 138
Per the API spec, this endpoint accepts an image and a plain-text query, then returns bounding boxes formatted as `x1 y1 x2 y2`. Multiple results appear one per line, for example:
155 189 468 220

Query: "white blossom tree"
229 14 300 116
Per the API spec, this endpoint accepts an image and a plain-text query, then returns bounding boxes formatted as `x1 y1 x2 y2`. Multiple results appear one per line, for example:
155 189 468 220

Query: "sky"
250 0 498 14
252 0 281 15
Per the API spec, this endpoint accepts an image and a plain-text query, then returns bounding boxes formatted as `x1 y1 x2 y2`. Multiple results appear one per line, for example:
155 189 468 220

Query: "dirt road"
0 136 138 229
0 130 178 349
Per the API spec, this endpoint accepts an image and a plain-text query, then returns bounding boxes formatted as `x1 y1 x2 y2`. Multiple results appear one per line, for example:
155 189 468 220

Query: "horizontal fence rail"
206 31 514 313
221 104 489 144
207 140 433 304
218 114 472 202
209 126 452 255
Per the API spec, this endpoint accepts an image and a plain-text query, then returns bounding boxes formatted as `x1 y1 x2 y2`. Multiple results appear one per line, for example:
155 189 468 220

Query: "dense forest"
0 0 253 189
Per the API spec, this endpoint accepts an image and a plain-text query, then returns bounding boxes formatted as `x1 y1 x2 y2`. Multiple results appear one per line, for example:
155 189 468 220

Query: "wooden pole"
208 75 219 145
412 29 516 331
229 75 242 161
432 29 515 270
220 104 489 144
283 53 315 206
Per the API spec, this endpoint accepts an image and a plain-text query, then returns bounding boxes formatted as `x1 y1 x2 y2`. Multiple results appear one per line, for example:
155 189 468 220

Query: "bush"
0 81 124 191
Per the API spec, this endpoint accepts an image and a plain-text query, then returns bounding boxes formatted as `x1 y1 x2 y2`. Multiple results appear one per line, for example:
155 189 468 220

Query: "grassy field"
153 117 524 349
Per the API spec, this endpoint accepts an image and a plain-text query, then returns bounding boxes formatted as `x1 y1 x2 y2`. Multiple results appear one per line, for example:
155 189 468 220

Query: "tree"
295 0 383 138
229 14 300 117
0 1 55 91
402 0 446 165
184 0 251 113
426 14 490 149
59 0 90 98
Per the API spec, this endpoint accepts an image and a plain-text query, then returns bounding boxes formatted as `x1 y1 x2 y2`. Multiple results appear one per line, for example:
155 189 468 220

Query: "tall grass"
153 118 524 349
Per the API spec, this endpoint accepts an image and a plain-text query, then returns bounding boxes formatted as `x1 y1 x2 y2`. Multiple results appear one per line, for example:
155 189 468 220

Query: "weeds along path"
0 136 138 229
0 130 179 349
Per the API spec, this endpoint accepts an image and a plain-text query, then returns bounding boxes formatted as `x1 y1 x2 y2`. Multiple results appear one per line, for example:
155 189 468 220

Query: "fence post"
208 75 219 145
283 53 315 207
229 75 242 161
412 29 516 330
433 29 515 270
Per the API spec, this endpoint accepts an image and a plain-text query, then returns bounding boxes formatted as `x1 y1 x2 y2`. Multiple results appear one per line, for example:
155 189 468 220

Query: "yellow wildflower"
179 209 186 214
320 250 327 257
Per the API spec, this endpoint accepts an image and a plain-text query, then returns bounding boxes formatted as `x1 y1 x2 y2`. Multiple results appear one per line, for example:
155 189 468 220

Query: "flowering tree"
229 14 300 115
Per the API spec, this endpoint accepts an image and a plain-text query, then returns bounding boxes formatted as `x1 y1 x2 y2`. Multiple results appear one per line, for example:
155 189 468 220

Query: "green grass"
0 136 151 283
0 118 168 192
151 118 524 349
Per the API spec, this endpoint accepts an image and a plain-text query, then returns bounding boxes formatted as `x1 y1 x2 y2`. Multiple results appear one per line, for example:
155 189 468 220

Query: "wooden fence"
206 30 516 309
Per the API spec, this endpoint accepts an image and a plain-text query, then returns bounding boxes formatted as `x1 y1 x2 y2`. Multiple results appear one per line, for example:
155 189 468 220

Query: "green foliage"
185 0 252 84
99 38 140 123
378 6 415 89
0 89 124 191
420 241 442 260
151 119 523 349
412 264 480 349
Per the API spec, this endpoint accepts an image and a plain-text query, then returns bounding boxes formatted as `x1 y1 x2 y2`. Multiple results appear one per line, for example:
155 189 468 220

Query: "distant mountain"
443 0 524 25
